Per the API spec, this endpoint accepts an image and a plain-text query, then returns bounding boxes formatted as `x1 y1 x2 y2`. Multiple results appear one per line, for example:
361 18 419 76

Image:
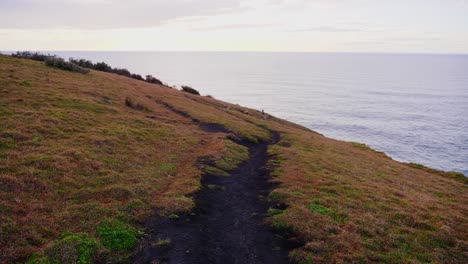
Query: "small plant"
159 162 177 171
154 238 171 247
307 200 347 223
125 97 134 108
267 208 284 216
307 202 331 215
181 86 200 95
206 184 225 191
203 165 230 177
96 220 139 251
20 81 32 87
125 97 150 112
168 214 179 219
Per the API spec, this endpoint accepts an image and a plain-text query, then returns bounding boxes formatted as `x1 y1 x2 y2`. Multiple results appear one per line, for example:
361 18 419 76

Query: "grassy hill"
0 55 466 263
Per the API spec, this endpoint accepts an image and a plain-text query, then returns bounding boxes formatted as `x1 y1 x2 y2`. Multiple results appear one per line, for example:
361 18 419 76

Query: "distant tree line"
11 51 163 85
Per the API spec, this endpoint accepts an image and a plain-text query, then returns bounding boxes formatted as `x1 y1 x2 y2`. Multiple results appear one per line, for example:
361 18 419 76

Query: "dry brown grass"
0 55 466 263
263 126 467 263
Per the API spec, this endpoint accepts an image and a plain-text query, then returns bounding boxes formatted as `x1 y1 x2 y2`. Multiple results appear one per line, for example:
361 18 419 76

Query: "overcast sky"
1 0 467 53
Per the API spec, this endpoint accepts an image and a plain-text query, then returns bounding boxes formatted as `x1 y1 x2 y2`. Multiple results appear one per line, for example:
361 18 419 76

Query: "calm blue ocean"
49 52 468 175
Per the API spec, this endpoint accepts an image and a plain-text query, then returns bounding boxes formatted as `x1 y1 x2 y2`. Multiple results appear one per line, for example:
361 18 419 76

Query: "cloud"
287 26 361 33
0 0 244 29
191 23 274 31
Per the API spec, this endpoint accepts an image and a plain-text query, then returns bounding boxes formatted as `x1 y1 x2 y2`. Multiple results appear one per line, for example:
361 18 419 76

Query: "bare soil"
131 130 291 264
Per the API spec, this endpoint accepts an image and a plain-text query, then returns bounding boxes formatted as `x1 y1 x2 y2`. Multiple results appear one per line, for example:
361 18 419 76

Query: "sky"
1 0 467 53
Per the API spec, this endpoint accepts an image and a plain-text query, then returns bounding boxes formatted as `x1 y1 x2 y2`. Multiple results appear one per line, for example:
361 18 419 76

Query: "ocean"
46 52 468 175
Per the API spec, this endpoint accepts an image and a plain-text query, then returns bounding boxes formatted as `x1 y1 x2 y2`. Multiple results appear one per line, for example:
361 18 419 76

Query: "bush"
69 58 94 68
96 220 139 251
11 51 166 84
131 73 144 81
93 62 112 72
44 57 89 74
145 75 163 85
12 51 51 62
125 97 150 111
181 86 200 95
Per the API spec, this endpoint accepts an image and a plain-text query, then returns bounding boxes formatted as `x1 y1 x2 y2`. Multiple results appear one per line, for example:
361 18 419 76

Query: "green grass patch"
203 165 230 177
96 220 139 251
352 142 371 150
406 163 467 183
307 200 347 223
55 98 105 114
159 162 177 171
20 81 32 87
0 138 16 150
214 140 249 171
307 202 331 215
0 103 13 117
267 208 284 216
27 232 99 264
168 214 179 219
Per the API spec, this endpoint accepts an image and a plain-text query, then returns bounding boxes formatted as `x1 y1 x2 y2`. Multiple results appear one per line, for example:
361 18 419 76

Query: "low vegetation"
96 220 140 251
0 54 466 263
181 85 200 95
11 51 164 85
26 232 100 264
124 97 150 112
45 57 89 74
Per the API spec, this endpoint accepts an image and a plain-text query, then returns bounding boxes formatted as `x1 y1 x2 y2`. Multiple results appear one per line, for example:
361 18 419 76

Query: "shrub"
145 75 163 85
131 73 144 81
154 238 171 247
44 57 89 74
12 51 51 62
11 52 166 85
96 220 139 251
110 67 131 77
69 58 94 68
181 86 200 95
125 97 150 111
93 62 112 72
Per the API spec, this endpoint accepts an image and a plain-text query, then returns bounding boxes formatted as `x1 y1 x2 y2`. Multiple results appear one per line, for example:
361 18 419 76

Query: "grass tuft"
96 220 139 251
27 233 99 264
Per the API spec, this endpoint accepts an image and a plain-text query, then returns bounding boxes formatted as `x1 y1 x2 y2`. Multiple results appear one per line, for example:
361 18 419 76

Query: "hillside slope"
0 55 466 263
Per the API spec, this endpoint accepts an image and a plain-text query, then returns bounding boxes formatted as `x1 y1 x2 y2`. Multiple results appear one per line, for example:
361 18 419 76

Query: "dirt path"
131 125 291 263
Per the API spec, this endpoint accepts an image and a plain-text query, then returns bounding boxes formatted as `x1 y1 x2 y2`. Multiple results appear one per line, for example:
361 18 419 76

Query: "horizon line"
2 50 468 56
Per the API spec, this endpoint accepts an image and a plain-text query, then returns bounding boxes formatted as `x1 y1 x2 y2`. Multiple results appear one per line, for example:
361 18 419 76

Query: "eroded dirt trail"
132 130 290 264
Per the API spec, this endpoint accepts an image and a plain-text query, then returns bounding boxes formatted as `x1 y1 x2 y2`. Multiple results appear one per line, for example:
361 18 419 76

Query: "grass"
264 127 467 263
0 54 466 264
96 220 140 251
125 97 151 112
26 233 99 264
153 238 171 247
